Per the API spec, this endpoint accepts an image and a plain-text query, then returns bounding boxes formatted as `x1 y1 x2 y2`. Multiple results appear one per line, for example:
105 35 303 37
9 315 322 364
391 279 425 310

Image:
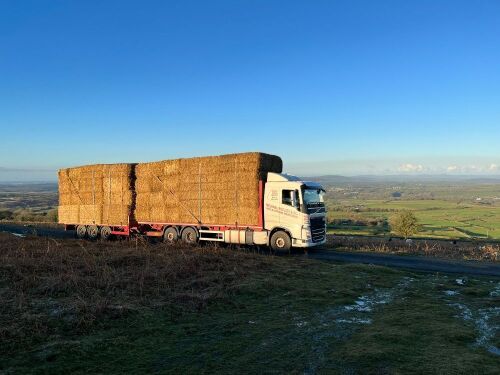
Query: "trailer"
59 153 326 251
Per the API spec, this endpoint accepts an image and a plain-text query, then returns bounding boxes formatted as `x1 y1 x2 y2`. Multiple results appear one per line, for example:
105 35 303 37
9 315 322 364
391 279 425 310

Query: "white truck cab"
263 172 327 250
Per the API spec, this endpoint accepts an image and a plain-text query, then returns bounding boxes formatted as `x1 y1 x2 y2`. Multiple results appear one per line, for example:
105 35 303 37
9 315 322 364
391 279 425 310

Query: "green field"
327 199 500 239
321 178 500 240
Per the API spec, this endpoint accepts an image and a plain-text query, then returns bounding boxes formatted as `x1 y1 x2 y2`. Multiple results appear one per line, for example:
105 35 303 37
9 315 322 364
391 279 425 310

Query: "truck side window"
282 190 293 206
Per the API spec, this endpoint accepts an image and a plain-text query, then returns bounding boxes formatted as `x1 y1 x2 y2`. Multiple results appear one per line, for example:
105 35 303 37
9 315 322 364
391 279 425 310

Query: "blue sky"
1 0 499 181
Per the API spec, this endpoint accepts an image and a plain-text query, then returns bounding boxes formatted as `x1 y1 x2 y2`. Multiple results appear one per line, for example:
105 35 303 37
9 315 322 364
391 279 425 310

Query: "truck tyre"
181 227 198 245
163 227 178 243
270 231 291 252
76 225 87 239
100 226 112 240
87 225 99 240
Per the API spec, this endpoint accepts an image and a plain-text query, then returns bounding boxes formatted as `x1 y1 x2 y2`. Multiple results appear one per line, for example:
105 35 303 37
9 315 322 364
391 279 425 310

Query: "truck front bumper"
292 237 326 248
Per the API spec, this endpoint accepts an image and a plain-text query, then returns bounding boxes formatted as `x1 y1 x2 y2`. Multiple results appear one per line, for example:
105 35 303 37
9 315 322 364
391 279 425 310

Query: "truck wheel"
163 227 178 243
181 227 198 245
87 225 99 240
76 225 87 239
100 226 112 240
270 231 291 252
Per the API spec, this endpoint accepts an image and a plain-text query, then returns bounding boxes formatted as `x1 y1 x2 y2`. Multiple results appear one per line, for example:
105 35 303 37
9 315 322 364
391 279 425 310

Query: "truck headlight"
301 225 311 240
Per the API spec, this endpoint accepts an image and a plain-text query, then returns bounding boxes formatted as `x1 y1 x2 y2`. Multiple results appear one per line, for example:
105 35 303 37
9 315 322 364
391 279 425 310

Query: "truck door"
280 189 300 226
264 186 280 230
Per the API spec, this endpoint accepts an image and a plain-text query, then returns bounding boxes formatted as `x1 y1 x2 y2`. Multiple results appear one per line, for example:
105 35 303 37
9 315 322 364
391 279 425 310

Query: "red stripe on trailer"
145 231 163 237
258 180 264 229
111 225 130 236
137 222 263 230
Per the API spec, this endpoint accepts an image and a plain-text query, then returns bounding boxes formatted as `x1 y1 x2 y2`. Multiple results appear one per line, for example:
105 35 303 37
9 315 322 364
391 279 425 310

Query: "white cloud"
398 163 424 173
443 163 500 174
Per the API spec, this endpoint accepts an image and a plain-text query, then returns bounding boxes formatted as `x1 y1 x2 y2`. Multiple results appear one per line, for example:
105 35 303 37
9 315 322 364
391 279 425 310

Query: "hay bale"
58 152 282 227
135 152 282 226
58 163 135 225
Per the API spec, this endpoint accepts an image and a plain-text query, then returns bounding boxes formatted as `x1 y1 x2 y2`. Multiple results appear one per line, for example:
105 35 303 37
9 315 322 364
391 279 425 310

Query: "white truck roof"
267 172 302 182
267 172 324 189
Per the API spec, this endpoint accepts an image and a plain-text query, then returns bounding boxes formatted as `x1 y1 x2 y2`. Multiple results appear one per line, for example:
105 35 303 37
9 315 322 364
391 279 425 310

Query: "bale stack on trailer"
58 164 135 226
135 152 282 226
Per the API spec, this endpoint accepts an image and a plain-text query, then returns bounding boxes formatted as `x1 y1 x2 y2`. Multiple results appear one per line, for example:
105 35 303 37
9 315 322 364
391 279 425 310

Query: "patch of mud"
34 340 81 361
301 276 415 374
5 232 26 238
449 302 474 322
490 282 500 297
344 291 393 313
445 283 500 356
335 318 372 324
476 307 500 356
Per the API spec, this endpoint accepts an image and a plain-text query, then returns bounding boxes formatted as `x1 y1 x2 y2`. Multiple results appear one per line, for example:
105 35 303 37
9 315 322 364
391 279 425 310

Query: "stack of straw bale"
58 164 135 225
135 152 282 226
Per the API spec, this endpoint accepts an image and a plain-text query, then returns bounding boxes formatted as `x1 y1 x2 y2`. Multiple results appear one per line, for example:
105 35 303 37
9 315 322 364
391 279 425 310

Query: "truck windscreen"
303 188 325 206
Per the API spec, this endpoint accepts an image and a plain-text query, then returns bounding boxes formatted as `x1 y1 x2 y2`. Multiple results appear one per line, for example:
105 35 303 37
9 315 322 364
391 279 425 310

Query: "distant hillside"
303 175 500 186
0 182 57 193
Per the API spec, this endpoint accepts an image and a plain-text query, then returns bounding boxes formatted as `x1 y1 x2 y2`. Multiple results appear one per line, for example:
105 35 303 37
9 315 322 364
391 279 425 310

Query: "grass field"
1 234 499 374
327 198 500 240
322 177 500 240
0 183 58 222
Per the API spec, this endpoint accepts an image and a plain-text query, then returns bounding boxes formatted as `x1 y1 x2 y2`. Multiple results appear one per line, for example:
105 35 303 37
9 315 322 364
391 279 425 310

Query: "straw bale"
134 152 282 226
78 205 103 224
58 205 79 224
58 163 134 225
103 204 131 225
59 153 281 226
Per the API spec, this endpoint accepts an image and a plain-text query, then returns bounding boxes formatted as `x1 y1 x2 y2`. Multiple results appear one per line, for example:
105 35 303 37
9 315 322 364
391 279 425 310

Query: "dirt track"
1 222 499 277
300 249 500 277
0 222 73 239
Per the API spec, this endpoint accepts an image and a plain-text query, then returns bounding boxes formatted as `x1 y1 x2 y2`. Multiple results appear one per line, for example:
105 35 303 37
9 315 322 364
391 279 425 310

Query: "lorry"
58 152 326 251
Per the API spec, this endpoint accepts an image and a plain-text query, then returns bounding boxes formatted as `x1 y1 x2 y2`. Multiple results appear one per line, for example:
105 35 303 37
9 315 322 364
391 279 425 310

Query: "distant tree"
13 209 36 222
45 208 58 223
0 210 14 220
391 192 402 198
389 211 420 239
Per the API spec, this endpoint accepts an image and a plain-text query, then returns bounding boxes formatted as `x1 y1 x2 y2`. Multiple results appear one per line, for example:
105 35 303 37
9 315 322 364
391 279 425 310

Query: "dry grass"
0 233 273 348
328 235 500 261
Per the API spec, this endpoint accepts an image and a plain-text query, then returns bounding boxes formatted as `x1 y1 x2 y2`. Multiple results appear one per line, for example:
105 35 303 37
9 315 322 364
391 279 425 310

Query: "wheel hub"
276 237 285 248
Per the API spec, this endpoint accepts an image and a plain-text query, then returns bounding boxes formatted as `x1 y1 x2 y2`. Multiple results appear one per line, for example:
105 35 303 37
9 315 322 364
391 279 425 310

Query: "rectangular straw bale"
58 163 135 225
79 205 103 224
103 204 131 225
58 205 79 224
134 152 282 226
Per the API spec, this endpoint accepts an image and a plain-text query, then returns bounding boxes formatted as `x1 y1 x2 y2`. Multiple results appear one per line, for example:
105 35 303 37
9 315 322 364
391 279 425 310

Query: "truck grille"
310 217 326 243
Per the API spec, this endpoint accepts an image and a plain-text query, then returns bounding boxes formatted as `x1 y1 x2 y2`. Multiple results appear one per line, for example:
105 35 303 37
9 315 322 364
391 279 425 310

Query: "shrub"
45 208 58 222
0 210 14 220
389 211 420 239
